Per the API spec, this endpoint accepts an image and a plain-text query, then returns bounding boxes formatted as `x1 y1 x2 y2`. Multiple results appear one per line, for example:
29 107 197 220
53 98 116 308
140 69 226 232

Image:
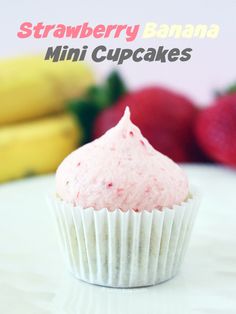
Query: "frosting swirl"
56 107 188 211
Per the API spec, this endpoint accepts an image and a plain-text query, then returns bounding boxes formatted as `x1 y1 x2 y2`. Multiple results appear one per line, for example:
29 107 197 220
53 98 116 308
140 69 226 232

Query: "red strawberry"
93 87 202 162
195 93 236 167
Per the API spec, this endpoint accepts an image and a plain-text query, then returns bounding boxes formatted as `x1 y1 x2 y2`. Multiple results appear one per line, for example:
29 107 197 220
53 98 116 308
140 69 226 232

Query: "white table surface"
0 164 236 314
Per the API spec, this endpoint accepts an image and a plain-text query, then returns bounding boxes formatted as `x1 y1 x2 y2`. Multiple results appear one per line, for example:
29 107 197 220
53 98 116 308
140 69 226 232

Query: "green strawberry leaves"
67 71 127 144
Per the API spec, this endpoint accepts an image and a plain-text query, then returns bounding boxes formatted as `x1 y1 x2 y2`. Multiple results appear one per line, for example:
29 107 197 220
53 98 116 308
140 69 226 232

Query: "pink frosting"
56 107 189 211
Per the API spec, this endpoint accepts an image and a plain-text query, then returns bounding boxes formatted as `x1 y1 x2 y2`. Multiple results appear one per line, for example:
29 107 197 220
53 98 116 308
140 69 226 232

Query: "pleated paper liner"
50 188 200 288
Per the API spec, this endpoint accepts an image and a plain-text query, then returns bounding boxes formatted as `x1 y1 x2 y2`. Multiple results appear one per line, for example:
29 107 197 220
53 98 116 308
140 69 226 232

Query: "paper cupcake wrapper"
50 188 200 288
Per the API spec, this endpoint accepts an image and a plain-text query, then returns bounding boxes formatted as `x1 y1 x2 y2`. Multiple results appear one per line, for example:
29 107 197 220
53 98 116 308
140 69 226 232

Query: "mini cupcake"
52 107 200 287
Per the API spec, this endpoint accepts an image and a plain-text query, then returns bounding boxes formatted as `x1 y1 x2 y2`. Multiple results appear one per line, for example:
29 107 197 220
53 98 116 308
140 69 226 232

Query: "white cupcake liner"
50 188 200 288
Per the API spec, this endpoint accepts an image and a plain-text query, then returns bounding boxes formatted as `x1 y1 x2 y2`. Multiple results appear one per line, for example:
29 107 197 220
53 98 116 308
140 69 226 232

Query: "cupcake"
52 107 200 287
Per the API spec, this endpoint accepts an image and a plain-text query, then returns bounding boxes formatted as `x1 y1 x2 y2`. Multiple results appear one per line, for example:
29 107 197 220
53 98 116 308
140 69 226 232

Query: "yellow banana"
0 113 81 182
0 56 94 125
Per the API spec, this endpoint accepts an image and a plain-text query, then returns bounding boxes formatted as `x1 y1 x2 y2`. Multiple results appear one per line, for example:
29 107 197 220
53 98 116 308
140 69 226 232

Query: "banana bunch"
0 56 94 183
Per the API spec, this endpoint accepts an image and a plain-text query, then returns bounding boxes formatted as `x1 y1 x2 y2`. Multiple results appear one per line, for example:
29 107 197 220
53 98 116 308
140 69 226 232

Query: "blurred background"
0 0 236 183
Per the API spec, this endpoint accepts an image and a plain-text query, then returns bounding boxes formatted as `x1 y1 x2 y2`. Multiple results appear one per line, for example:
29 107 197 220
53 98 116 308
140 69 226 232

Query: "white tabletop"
0 164 236 314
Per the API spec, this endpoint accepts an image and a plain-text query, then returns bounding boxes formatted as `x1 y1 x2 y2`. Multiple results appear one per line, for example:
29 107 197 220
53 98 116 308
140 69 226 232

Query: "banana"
0 113 81 182
0 56 94 125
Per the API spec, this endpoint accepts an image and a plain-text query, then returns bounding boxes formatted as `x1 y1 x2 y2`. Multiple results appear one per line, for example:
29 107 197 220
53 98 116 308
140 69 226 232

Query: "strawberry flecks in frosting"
56 107 189 211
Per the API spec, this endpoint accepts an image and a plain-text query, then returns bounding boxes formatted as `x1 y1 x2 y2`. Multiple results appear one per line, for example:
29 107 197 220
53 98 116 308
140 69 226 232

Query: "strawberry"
195 93 236 167
93 87 202 162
